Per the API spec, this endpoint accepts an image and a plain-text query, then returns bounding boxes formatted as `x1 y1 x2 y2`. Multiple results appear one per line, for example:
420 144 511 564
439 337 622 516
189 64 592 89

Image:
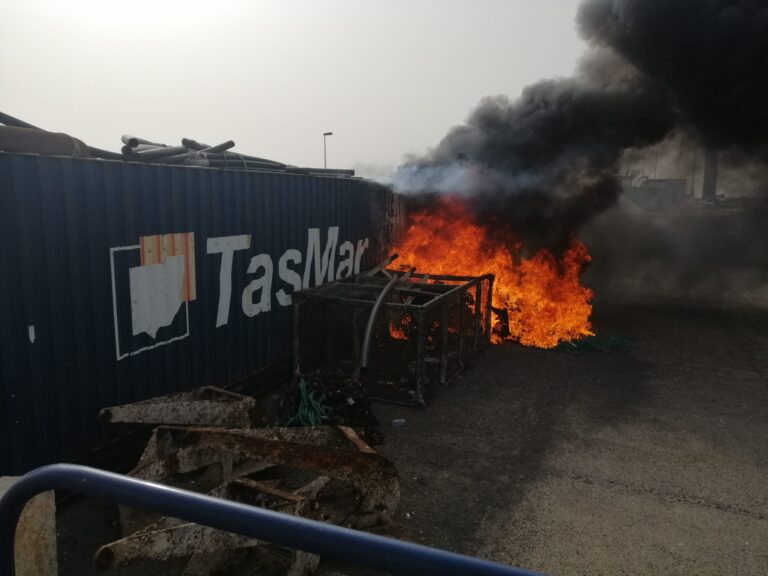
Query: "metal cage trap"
293 255 494 406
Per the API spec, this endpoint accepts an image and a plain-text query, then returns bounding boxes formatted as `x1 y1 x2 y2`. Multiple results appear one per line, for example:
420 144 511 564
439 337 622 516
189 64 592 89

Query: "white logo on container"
110 233 196 359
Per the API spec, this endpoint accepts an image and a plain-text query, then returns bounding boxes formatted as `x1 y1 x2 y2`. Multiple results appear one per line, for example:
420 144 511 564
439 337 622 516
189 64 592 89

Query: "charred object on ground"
280 370 383 445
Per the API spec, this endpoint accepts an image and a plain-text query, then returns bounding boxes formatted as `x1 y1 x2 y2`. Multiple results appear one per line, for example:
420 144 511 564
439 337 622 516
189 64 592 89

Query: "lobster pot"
294 271 494 406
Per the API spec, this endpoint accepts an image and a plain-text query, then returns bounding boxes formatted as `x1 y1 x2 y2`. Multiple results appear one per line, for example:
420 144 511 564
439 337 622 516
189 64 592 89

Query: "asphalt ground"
57 297 768 575
373 297 768 575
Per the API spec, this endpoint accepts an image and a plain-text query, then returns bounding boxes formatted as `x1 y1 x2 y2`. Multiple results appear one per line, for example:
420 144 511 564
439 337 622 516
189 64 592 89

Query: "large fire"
392 198 594 348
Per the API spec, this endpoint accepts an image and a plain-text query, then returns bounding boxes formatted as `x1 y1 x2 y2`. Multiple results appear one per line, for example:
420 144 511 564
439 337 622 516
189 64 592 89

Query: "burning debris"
393 198 593 349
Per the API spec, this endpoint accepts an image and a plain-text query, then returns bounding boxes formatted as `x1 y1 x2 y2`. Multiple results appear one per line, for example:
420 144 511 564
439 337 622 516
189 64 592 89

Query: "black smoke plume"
579 0 768 152
393 0 768 255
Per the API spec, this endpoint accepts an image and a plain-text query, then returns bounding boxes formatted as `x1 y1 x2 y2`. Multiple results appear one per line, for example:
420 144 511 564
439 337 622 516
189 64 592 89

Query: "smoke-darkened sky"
0 0 584 175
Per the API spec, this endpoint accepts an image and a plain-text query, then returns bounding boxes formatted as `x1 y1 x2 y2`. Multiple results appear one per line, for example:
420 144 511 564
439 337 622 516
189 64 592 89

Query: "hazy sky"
1 0 584 177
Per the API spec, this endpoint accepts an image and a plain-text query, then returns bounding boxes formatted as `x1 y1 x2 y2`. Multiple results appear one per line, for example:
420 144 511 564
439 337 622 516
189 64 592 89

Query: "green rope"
554 333 631 353
286 378 332 427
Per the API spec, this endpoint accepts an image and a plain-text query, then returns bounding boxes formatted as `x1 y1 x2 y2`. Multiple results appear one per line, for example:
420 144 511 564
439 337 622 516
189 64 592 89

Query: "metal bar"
404 272 490 282
473 284 483 351
216 151 286 167
289 286 479 312
291 293 378 307
293 299 302 377
415 311 426 406
484 276 495 344
200 140 235 154
422 278 485 311
440 304 449 385
397 274 493 308
342 282 432 293
457 292 466 369
361 271 403 369
395 286 455 297
121 135 164 148
364 254 399 278
404 275 430 306
0 465 537 576
181 137 206 150
152 151 197 164
352 307 362 378
136 145 190 158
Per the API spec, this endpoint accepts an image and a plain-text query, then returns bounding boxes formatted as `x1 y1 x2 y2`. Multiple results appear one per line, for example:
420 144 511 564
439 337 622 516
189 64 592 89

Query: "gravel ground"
57 297 768 575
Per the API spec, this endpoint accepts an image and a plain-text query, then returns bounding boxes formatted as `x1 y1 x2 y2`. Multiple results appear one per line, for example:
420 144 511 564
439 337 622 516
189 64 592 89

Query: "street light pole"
323 132 333 169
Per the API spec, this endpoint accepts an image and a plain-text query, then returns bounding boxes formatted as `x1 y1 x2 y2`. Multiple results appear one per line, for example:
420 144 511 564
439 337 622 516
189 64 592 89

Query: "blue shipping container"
0 153 400 474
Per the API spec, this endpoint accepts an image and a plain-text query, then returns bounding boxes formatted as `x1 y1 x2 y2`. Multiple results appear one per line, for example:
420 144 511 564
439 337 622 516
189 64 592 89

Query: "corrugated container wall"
0 154 402 474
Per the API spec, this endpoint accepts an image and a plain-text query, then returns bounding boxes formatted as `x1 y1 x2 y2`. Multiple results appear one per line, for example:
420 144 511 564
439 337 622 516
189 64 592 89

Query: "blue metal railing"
0 464 541 576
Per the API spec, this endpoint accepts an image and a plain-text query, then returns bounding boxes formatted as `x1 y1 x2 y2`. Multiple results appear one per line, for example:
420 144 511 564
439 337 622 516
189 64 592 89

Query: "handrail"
0 464 541 576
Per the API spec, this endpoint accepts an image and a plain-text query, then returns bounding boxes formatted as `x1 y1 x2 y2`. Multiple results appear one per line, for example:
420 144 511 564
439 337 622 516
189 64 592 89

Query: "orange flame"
392 197 594 348
388 313 411 340
389 321 408 340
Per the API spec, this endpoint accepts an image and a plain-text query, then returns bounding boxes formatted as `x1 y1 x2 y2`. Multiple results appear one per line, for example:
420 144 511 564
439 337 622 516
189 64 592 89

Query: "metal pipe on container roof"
200 140 235 154
204 159 287 170
218 151 286 167
136 145 191 158
153 152 199 165
121 135 165 148
181 138 206 150
132 143 168 153
306 168 355 176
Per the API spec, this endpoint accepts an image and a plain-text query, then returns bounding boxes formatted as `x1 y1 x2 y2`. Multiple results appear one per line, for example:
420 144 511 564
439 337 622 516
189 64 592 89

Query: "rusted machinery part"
96 522 320 576
143 426 399 523
124 426 399 529
95 521 320 574
98 386 264 428
100 426 398 574
97 476 326 572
